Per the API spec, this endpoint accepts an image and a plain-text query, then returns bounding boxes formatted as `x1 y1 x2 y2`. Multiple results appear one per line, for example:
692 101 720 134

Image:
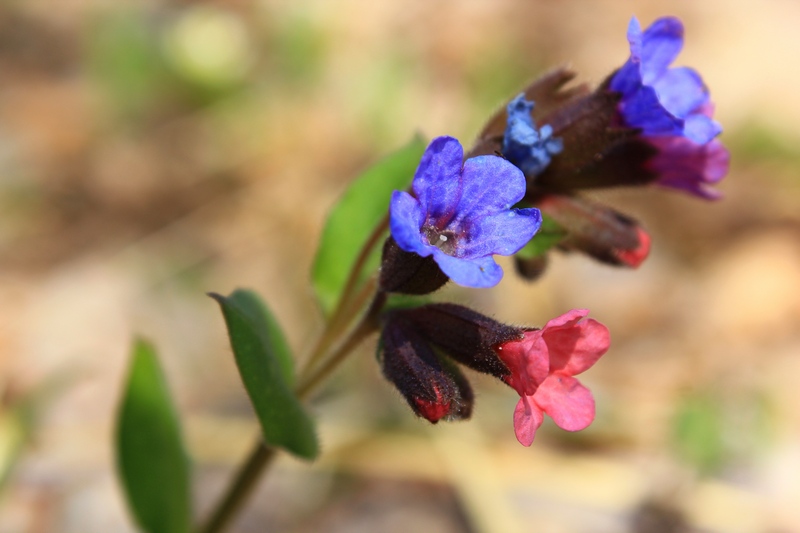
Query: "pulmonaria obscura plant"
114 16 729 533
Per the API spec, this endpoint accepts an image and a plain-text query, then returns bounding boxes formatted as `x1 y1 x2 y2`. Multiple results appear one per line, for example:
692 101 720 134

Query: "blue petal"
412 136 464 226
503 97 563 177
626 17 643 62
609 61 643 96
432 252 504 289
506 94 536 128
639 17 684 85
460 207 542 258
448 155 527 230
389 190 430 256
683 114 722 145
619 85 683 136
652 67 708 118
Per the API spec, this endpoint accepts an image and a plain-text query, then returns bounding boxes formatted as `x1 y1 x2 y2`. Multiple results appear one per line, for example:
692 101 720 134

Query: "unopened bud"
379 316 473 423
540 194 650 267
396 304 523 380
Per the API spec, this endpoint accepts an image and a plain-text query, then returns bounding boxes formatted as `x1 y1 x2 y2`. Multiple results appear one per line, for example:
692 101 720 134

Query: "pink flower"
494 309 610 446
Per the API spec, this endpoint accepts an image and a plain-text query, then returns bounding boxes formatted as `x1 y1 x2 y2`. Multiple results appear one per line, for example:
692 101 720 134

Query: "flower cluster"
610 17 729 199
378 305 609 445
372 15 726 446
458 16 728 280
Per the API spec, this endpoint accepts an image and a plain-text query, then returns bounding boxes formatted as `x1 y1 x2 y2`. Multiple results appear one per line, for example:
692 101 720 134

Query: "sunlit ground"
1 1 799 531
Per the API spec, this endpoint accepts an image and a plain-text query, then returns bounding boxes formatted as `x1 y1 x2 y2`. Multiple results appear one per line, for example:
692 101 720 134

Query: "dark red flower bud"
539 194 650 268
379 316 473 423
396 304 524 380
379 237 449 295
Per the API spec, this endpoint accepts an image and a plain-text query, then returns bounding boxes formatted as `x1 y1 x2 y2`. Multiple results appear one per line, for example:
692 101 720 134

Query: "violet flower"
389 136 542 288
610 16 729 199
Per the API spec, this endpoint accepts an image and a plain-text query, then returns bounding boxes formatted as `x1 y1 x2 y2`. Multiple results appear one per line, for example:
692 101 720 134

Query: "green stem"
301 215 389 373
296 289 385 400
197 441 277 533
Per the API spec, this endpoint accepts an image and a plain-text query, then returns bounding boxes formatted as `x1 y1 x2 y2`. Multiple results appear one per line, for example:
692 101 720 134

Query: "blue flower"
610 16 721 144
610 16 729 199
390 136 542 288
502 94 563 176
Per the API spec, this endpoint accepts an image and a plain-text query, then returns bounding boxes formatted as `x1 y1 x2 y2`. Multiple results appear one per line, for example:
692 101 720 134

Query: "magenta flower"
494 309 610 446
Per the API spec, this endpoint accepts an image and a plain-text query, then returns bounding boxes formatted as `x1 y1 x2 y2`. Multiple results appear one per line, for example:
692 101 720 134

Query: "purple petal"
648 137 729 200
412 136 464 226
432 252 503 289
389 190 430 256
459 208 542 258
639 17 684 85
447 155 527 230
652 67 708 118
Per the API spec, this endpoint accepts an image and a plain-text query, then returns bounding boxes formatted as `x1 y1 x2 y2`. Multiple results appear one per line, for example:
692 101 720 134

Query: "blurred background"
1 0 799 531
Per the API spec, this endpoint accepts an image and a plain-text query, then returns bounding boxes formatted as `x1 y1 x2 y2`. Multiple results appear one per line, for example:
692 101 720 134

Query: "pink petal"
513 395 544 446
542 313 610 375
542 308 589 330
495 330 549 396
533 374 596 431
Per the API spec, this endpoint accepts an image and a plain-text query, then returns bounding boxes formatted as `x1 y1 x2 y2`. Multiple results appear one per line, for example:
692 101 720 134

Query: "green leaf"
210 291 319 460
516 214 566 259
225 289 295 384
116 339 191 533
312 135 426 315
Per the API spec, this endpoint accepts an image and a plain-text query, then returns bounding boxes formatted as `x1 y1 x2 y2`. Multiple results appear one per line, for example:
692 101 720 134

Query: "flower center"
424 226 457 255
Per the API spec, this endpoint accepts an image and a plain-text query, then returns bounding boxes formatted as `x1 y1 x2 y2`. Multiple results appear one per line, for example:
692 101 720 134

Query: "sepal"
394 303 523 380
379 237 449 295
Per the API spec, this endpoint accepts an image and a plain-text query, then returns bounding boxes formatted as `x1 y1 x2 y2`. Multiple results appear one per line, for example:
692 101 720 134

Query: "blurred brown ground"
1 0 799 532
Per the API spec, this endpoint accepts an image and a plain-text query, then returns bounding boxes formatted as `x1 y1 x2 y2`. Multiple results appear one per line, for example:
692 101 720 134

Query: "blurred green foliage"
312 135 426 315
116 339 191 533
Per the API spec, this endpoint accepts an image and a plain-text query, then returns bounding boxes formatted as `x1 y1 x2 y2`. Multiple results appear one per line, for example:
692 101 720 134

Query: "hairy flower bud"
378 315 473 423
394 303 523 380
540 194 650 268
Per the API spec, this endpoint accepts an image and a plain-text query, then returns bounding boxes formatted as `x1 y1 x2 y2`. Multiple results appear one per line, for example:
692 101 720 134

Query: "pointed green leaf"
225 289 295 384
312 135 426 315
116 339 191 533
210 291 319 460
516 214 566 259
